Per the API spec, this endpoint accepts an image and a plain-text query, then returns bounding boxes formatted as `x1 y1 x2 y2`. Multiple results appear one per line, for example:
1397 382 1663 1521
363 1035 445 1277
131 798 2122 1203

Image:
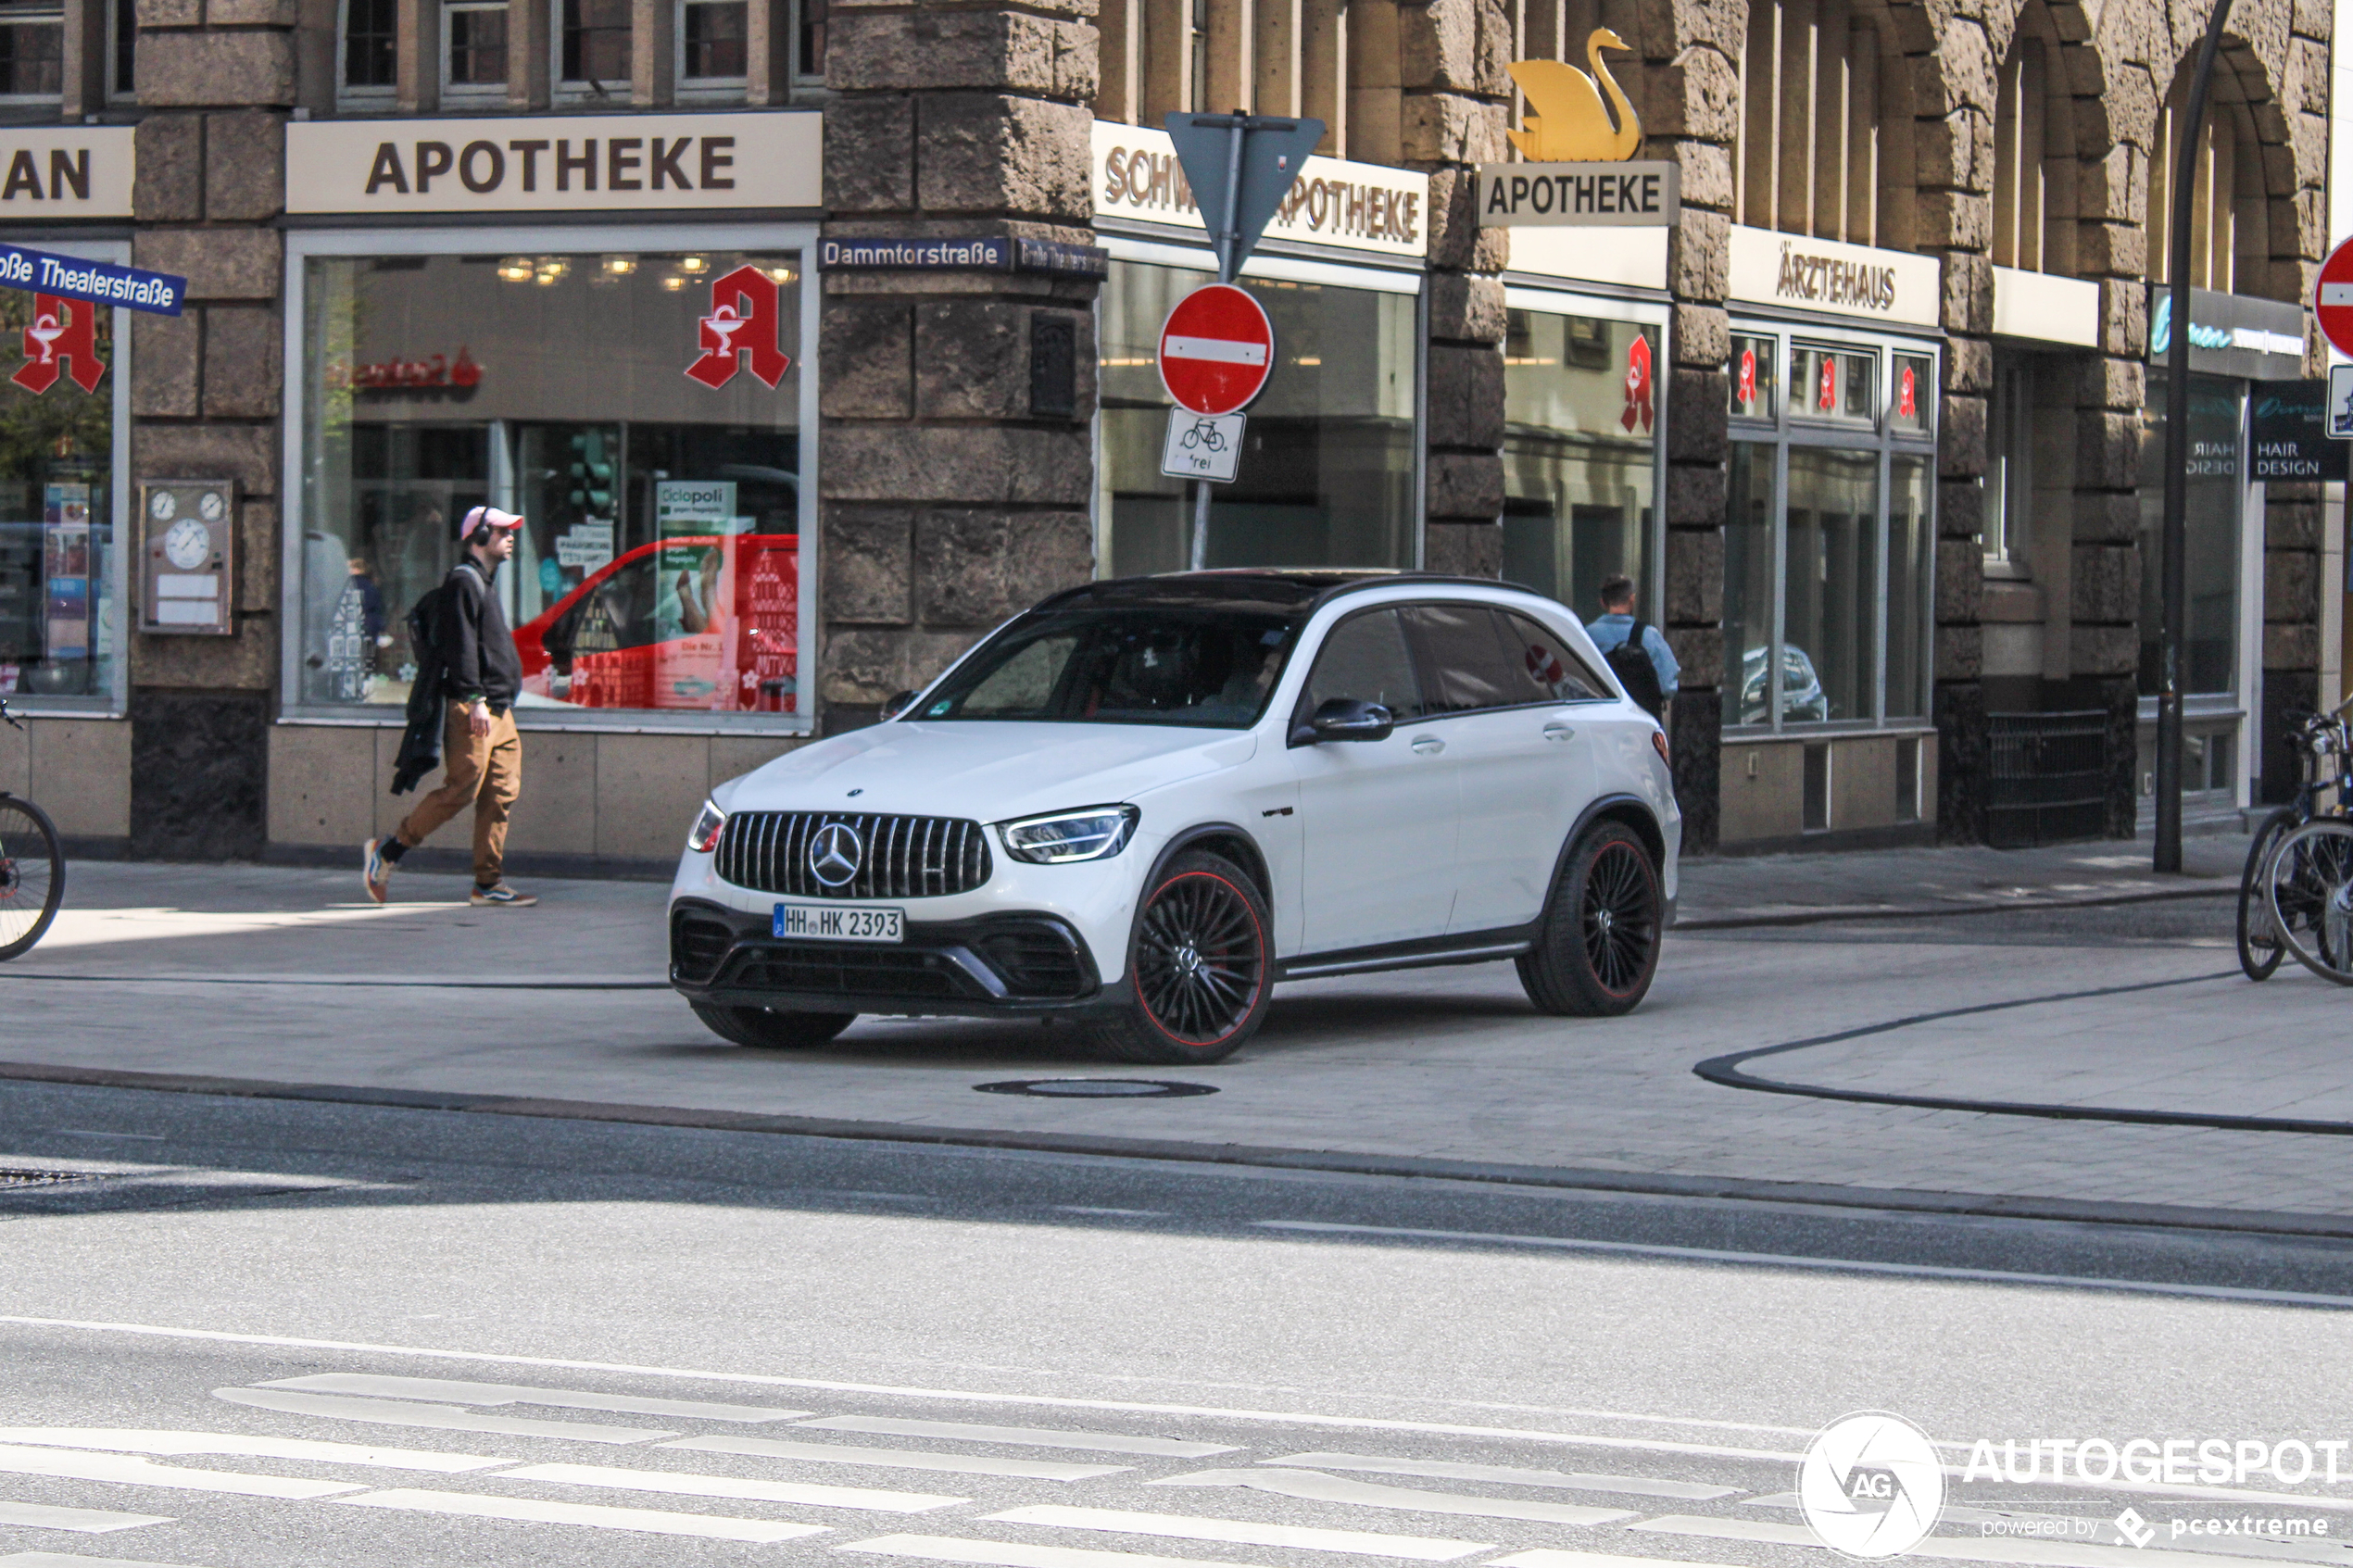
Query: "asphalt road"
1 1075 2349 1568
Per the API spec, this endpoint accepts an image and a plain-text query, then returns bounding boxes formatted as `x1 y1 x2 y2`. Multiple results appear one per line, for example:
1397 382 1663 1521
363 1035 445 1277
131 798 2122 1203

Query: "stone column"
127 7 293 858
1912 16 1994 845
1401 0 1508 577
1652 9 1741 855
815 0 1101 730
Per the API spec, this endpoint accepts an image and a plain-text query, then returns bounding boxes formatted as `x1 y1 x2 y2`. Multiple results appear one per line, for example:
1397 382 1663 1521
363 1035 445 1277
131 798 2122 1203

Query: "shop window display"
1097 259 1416 575
296 249 802 718
1500 307 1658 616
2136 370 2240 698
0 289 112 702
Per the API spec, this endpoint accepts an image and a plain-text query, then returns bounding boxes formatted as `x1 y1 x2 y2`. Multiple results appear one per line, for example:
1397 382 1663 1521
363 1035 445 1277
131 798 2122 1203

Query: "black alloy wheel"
1088 848 1271 1065
1517 820 1662 1017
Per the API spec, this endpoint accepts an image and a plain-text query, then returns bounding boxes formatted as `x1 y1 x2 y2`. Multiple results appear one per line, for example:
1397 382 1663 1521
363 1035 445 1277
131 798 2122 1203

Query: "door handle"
1411 734 1445 755
1543 722 1577 743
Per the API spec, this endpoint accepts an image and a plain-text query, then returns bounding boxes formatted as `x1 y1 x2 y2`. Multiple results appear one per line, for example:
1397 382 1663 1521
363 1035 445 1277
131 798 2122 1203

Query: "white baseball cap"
457 506 525 542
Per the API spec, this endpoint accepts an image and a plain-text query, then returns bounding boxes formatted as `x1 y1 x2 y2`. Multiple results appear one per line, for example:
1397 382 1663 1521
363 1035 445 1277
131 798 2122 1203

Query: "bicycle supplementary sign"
1161 410 1245 483
2327 365 2353 441
2316 237 2353 358
1159 284 1274 416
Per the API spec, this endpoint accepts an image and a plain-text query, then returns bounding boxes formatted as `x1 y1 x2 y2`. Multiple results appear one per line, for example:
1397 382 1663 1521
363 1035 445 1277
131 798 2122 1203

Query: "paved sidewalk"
8 835 2346 1228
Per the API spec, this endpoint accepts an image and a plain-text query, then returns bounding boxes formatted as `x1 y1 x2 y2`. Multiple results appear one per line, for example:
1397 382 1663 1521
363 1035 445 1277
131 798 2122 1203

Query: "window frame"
106 0 133 101
277 221 823 735
0 232 132 718
335 0 397 107
0 1 66 106
551 0 633 102
439 0 511 104
673 0 748 98
1722 318 1940 736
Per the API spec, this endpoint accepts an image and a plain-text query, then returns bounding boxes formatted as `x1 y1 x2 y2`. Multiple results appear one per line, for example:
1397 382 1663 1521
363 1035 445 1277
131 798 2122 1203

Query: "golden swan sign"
1480 31 1678 227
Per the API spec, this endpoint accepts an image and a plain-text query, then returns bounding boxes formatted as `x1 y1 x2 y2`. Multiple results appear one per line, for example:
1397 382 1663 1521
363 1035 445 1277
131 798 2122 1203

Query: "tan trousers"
396 705 522 884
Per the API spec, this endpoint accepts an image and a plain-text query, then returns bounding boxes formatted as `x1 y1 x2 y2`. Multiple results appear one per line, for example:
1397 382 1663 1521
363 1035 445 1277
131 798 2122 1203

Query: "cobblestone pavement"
6 847 2346 1224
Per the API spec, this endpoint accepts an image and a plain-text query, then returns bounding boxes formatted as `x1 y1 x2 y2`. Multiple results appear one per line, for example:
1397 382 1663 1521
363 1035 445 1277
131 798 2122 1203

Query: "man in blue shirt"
1585 572 1679 717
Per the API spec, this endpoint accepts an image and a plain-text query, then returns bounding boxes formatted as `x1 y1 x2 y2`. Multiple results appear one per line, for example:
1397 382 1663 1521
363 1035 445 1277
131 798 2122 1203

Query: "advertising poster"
42 483 89 660
652 480 737 709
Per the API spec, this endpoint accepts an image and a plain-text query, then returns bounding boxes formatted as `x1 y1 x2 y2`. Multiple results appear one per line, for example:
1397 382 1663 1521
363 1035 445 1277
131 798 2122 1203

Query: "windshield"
912 607 1299 728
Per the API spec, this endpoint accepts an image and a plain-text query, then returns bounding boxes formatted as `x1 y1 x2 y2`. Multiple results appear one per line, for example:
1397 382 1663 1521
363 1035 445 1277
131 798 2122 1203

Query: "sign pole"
2156 0 2233 874
1190 119 1251 573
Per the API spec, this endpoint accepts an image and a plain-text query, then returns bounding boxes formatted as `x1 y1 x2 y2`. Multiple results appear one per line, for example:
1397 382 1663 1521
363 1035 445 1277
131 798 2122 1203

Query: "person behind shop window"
1586 572 1678 725
346 557 389 672
363 507 539 909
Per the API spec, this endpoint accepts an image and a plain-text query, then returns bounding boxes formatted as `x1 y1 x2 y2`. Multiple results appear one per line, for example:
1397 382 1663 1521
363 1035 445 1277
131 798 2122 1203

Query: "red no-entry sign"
1158 284 1274 416
2316 237 2353 358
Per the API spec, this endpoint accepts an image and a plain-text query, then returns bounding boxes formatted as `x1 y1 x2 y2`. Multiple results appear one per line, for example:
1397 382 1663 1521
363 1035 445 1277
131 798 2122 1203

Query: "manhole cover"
975 1079 1219 1098
0 1169 101 1189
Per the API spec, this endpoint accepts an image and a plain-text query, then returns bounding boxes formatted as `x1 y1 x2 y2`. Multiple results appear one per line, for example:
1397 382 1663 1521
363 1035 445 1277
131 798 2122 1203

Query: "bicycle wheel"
0 794 64 960
2237 808 2295 980
2264 818 2353 985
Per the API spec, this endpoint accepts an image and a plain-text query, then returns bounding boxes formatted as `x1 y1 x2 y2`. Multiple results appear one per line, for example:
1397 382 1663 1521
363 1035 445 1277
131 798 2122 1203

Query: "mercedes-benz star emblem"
808 822 863 887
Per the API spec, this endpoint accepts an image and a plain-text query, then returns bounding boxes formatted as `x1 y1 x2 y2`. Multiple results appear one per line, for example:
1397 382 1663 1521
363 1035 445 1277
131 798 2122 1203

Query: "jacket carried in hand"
390 558 521 795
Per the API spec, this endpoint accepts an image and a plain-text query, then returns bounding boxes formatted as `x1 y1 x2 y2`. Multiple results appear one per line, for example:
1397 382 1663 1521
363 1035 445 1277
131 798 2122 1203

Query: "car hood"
716 721 1258 822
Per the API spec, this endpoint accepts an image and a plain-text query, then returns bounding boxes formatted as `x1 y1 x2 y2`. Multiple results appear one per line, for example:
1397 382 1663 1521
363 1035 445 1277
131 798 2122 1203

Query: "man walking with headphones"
364 506 537 908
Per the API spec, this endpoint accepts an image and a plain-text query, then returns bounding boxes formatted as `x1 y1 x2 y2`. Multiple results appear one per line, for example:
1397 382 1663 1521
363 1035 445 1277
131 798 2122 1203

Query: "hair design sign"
286 112 820 215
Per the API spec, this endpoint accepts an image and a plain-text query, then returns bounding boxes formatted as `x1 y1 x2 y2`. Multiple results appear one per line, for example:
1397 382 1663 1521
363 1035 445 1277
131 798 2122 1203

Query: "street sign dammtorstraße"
1158 283 1274 417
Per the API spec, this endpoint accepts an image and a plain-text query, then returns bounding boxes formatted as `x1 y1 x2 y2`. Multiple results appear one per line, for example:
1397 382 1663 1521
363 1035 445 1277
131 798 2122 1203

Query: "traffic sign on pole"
2329 364 2353 440
2317 237 2353 358
1158 283 1274 417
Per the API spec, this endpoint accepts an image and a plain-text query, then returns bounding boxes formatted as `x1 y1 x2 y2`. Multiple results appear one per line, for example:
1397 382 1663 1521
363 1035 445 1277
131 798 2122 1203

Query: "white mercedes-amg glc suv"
670 570 1680 1063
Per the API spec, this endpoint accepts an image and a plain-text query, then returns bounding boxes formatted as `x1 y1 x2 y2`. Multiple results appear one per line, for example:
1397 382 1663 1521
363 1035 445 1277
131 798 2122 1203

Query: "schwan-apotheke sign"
286 112 820 214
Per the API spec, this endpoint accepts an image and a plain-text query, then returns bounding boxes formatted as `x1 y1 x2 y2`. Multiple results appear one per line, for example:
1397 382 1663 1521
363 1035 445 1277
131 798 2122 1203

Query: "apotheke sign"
0 127 133 217
1093 121 1428 260
286 112 820 215
1728 223 1941 328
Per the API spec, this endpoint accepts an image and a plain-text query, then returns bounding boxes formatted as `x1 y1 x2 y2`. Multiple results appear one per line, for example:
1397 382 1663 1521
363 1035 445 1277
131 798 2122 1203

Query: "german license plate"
773 902 903 943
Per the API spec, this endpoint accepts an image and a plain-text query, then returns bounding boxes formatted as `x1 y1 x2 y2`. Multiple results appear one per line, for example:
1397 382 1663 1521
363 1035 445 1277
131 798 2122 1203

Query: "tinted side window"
1304 608 1424 720
1502 610 1610 702
1408 604 1523 713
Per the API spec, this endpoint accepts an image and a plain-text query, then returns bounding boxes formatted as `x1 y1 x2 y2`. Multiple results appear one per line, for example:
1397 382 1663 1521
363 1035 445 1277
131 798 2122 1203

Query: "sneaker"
362 837 392 904
471 883 538 908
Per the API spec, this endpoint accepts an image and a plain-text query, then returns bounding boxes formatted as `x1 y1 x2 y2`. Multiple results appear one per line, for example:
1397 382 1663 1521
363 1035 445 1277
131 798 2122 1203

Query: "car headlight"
686 800 727 854
998 805 1139 864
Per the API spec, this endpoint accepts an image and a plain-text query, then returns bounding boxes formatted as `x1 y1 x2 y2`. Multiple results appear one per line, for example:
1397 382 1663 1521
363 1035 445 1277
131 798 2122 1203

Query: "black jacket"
435 558 522 711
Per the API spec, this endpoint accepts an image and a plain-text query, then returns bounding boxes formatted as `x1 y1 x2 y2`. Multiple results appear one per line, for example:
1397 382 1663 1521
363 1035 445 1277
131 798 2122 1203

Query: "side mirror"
880 690 920 721
1290 696 1394 746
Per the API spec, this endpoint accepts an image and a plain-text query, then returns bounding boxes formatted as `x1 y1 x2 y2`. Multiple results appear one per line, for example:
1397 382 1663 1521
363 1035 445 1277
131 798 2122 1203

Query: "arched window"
2144 56 2270 295
1734 0 1912 249
1990 0 2077 273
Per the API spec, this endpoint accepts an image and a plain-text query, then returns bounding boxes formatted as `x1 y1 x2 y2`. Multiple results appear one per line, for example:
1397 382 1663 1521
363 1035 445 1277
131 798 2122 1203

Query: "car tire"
1516 820 1662 1017
690 1002 857 1049
1085 848 1273 1066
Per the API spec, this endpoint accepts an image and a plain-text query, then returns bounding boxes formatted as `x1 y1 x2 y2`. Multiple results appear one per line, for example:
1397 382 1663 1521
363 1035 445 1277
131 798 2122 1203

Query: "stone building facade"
0 0 2329 869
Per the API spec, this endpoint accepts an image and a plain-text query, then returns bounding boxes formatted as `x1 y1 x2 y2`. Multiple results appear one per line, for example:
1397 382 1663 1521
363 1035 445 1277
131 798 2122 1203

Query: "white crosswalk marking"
212 1387 675 1443
1150 1466 1637 1524
0 1500 174 1533
0 1445 363 1500
328 1487 829 1542
667 1436 1126 1482
1488 1553 1731 1568
798 1418 1236 1459
0 1428 506 1473
839 1534 1271 1568
258 1374 807 1423
982 1503 1493 1562
0 1555 205 1568
1269 1451 1741 1500
501 1461 963 1512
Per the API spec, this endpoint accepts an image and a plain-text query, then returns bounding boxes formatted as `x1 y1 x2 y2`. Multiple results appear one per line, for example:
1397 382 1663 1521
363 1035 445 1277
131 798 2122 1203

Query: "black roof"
1034 570 1529 615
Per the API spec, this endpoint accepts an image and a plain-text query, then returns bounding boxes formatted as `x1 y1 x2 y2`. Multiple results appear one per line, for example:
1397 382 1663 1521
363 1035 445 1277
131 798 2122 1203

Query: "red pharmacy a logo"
686 266 792 391
14 294 103 395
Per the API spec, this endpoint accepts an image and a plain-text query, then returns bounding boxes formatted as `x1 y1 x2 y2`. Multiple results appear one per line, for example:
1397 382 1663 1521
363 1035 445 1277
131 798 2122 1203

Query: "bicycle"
0 696 65 960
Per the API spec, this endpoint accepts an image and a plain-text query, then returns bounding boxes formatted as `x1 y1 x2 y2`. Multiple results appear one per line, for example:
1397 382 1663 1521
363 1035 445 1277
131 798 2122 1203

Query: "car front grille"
720 944 966 1000
670 909 736 985
716 812 993 899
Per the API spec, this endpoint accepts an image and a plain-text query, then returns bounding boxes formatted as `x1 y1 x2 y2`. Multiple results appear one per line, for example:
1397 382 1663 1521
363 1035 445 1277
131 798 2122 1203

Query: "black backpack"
1603 619 1667 720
